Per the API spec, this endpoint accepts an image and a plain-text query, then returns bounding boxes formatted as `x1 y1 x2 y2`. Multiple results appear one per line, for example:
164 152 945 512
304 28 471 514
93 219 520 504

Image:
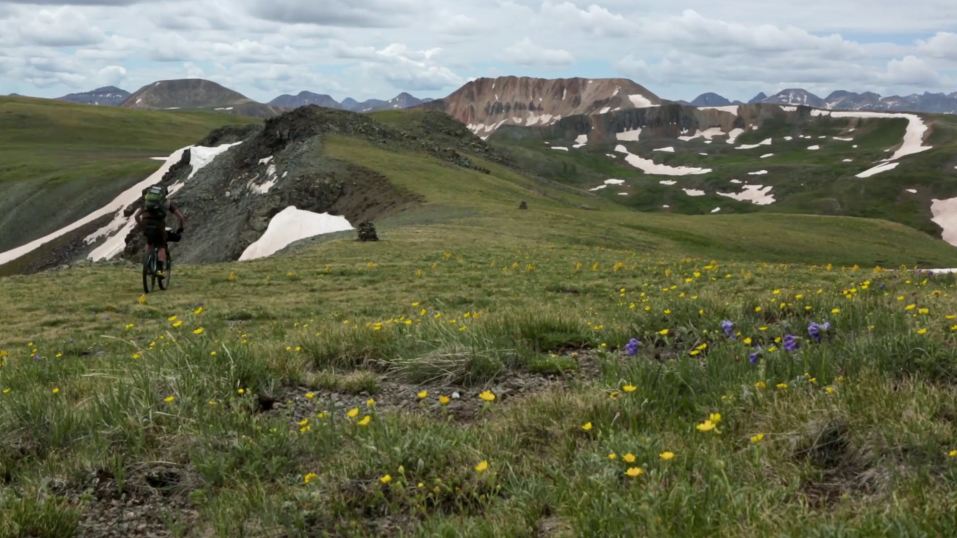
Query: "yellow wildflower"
303 472 318 485
776 383 789 390
417 390 429 400
131 353 142 360
379 474 392 485
164 395 175 404
51 387 61 395
194 306 205 316
751 433 765 444
658 329 670 336
357 415 372 427
192 327 205 336
696 420 716 432
948 450 957 458
438 395 451 406
625 467 644 478
622 453 637 463
608 452 618 461
474 460 489 473
754 380 767 390
346 407 360 418
479 390 496 402
305 392 316 400
366 398 376 408
622 384 637 393
659 451 675 461
581 422 593 432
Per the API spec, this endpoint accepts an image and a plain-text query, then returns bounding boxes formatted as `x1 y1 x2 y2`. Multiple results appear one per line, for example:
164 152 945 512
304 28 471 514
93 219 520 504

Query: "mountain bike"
142 228 181 294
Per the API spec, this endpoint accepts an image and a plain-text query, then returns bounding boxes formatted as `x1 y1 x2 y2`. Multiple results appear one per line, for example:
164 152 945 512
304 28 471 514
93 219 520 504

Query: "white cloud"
883 55 941 86
16 7 105 46
246 0 423 27
97 64 127 86
918 32 957 61
504 38 575 67
540 1 633 37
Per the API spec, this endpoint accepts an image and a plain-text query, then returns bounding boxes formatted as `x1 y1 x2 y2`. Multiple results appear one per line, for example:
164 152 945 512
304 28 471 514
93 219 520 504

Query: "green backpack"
143 185 168 219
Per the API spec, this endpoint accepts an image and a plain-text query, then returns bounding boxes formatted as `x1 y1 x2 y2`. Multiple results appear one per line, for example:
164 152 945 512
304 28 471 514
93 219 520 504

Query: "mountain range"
55 83 429 115
268 91 431 112
694 89 957 114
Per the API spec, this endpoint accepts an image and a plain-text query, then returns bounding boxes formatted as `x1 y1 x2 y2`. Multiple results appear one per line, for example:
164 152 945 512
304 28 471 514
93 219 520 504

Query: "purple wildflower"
748 348 762 365
624 338 641 356
783 334 799 352
807 321 832 343
721 320 735 338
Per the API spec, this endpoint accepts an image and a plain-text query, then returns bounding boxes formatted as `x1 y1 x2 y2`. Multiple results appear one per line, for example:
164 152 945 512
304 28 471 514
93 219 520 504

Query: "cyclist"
134 185 185 277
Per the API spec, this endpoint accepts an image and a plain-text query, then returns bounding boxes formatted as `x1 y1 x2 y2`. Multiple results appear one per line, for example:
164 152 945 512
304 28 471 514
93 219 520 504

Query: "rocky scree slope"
98 107 499 268
429 76 662 138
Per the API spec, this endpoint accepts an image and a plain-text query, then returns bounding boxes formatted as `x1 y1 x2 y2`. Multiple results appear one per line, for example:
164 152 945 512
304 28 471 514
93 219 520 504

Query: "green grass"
2 108 957 535
0 96 258 251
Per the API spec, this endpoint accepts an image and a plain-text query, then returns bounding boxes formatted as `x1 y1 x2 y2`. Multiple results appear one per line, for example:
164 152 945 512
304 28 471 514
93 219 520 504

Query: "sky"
1 0 957 103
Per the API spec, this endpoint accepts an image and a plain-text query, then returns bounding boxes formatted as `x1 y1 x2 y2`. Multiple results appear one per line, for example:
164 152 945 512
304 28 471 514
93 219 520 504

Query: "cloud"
918 32 957 61
540 1 632 37
96 64 127 85
246 0 423 27
504 38 574 67
883 55 941 86
15 7 105 46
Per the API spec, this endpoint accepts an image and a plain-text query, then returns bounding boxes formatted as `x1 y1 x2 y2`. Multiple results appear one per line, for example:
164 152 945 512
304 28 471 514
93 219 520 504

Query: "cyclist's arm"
171 205 186 232
134 208 143 226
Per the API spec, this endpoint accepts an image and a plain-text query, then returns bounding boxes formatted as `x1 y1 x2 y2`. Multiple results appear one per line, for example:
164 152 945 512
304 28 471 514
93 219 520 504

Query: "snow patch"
736 138 772 150
760 153 774 159
552 147 569 152
660 180 677 186
931 197 957 247
748 170 768 176
615 128 642 142
807 145 821 151
811 110 932 162
833 137 854 141
842 158 854 163
780 106 798 112
573 134 588 149
683 188 705 197
258 156 274 166
678 127 726 142
599 106 612 115
783 136 794 141
906 189 918 194
240 207 353 261
653 146 675 153
730 179 743 184
189 142 242 180
604 179 626 185
628 94 658 108
615 145 712 176
711 207 722 213
700 105 739 115
725 128 745 144
717 184 776 205
856 162 900 178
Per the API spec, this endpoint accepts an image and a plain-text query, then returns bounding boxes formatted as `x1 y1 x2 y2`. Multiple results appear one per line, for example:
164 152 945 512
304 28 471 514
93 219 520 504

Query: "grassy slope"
1 121 957 536
493 112 957 236
0 96 258 251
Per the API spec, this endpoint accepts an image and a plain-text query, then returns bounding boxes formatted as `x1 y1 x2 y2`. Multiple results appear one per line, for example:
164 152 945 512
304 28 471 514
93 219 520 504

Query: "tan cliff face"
437 76 663 137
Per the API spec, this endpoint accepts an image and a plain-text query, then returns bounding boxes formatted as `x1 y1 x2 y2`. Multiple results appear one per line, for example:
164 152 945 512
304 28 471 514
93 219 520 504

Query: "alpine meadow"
2 1 957 536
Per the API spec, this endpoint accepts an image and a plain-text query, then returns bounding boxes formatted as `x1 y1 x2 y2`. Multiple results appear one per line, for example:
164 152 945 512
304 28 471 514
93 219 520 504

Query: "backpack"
143 185 168 219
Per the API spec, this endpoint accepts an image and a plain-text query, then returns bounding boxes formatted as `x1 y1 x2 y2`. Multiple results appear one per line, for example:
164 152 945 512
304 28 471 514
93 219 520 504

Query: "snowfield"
683 188 705 197
240 207 353 261
736 138 772 150
614 145 712 176
931 197 957 247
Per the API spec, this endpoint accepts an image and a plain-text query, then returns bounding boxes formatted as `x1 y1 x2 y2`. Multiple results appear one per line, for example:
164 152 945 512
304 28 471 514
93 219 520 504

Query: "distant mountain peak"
58 86 131 107
691 92 731 107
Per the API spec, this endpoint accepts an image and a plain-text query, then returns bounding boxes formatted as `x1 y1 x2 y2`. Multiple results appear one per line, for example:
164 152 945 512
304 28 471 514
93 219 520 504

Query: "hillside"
2 117 957 533
486 102 957 243
0 96 258 253
431 76 662 138
6 103 957 277
3 103 957 535
123 79 277 118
